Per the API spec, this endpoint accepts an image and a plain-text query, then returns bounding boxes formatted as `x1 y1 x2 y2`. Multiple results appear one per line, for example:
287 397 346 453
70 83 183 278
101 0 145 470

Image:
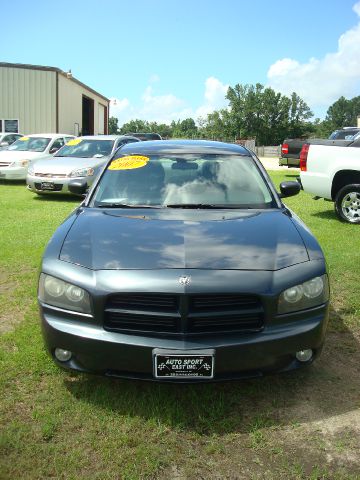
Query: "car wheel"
334 184 360 223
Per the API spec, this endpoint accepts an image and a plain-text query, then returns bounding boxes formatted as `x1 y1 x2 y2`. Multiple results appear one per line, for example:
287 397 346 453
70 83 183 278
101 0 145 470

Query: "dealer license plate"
41 181 55 190
154 349 214 379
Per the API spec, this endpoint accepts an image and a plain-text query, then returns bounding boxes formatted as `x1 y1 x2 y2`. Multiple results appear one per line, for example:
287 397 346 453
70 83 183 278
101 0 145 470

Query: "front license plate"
41 181 55 190
154 350 214 379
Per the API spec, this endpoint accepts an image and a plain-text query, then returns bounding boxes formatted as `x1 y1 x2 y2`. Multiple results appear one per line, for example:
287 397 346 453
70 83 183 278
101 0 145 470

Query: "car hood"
32 156 110 174
59 209 309 271
0 150 47 162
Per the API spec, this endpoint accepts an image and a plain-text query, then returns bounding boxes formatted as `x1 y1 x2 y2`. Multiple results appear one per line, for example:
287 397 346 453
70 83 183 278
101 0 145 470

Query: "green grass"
0 175 360 479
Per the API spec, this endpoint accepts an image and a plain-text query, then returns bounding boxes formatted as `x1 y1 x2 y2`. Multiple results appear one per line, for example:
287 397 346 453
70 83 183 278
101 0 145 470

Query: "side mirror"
49 147 59 154
68 179 88 196
0 141 9 147
279 181 300 198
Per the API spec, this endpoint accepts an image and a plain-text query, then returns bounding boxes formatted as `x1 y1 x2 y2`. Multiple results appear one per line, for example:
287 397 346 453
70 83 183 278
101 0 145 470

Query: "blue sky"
2 0 360 124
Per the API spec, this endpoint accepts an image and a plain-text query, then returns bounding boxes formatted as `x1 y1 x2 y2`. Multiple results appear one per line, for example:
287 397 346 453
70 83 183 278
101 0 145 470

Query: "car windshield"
329 130 359 140
8 137 51 152
91 153 275 209
55 139 114 158
127 133 162 140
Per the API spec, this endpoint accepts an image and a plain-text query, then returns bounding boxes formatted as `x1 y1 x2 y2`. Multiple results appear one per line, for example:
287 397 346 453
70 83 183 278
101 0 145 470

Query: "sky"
2 0 360 125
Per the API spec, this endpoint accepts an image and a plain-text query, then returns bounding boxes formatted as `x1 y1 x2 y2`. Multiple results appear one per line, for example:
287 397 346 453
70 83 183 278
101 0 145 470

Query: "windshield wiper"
165 203 232 209
165 203 261 209
97 203 162 209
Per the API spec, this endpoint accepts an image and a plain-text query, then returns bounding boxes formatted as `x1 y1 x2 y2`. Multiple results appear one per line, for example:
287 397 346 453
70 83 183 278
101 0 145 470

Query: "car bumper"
0 165 27 180
27 175 73 194
26 175 91 194
41 302 329 382
279 157 300 167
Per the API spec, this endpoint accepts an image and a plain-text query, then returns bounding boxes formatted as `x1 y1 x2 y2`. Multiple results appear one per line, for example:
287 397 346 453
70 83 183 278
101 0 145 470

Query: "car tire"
334 184 360 223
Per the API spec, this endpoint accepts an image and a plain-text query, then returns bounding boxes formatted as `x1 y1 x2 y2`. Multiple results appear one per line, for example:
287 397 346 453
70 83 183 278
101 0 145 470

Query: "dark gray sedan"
39 140 329 381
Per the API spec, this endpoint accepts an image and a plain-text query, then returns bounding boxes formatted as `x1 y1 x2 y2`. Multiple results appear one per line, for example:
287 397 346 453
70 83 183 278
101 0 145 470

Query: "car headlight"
38 273 92 314
20 159 30 167
278 274 329 314
27 165 34 175
68 167 94 178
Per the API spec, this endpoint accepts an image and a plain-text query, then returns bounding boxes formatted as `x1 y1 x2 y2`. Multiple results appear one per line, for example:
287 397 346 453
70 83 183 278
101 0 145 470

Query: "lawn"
0 172 359 480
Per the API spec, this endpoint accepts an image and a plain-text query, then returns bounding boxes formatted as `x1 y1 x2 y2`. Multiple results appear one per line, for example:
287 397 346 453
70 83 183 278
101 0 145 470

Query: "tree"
223 83 313 145
108 116 119 135
119 119 150 134
171 118 198 138
198 109 234 141
287 92 313 138
325 95 360 130
148 122 172 138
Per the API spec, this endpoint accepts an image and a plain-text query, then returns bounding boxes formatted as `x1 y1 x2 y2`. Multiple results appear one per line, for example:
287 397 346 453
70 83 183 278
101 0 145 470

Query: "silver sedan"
26 135 140 195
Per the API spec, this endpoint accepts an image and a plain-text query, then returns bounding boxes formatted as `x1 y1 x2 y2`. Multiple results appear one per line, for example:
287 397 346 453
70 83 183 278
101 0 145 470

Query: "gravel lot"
257 156 298 171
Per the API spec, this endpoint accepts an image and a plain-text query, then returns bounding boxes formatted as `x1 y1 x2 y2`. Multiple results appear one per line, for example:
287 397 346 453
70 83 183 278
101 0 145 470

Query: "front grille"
34 172 68 178
190 294 260 311
107 293 178 312
35 182 63 191
104 293 264 336
0 162 11 167
105 311 179 333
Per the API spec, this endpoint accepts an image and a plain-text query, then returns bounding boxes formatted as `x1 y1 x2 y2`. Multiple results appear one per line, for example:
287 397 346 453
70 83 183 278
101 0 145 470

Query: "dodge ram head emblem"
179 276 191 286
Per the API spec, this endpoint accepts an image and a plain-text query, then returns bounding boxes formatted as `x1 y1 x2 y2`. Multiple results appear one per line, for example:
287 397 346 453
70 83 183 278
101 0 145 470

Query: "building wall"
0 66 56 134
58 74 108 136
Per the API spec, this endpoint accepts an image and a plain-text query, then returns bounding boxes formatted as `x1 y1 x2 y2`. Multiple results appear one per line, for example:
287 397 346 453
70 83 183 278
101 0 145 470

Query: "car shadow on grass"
31 194 81 203
0 179 25 186
64 306 359 436
283 173 300 178
311 209 338 220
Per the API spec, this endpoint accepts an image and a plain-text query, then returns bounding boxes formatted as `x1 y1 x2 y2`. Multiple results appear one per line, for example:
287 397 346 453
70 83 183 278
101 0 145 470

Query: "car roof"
24 133 74 138
119 139 250 156
0 132 23 135
79 135 135 141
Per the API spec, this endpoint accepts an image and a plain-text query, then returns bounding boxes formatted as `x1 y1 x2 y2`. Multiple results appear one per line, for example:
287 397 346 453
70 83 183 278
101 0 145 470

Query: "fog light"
296 349 313 362
54 348 72 362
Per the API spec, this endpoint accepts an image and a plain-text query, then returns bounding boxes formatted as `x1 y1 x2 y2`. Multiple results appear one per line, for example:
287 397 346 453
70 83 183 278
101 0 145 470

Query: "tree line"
109 83 360 146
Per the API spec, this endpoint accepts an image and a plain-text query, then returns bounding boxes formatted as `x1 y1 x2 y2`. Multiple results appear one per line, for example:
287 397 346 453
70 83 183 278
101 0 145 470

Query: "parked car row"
1 130 358 226
0 133 140 193
280 127 360 167
0 133 75 179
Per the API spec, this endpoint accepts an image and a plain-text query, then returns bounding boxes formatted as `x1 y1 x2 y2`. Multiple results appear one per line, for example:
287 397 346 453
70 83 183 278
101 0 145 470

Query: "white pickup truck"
300 133 360 224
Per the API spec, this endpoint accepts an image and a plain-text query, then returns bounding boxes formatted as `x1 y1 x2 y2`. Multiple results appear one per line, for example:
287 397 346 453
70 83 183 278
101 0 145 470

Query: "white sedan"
0 133 74 180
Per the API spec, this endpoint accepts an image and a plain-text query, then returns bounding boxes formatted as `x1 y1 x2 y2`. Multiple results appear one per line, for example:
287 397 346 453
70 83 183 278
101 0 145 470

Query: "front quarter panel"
289 211 325 262
42 210 80 262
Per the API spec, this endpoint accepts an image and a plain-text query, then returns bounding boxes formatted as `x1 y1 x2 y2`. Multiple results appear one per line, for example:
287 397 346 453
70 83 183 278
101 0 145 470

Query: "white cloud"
149 74 160 83
109 97 130 116
109 76 229 126
267 1 360 113
354 0 360 16
195 77 229 118
267 58 300 77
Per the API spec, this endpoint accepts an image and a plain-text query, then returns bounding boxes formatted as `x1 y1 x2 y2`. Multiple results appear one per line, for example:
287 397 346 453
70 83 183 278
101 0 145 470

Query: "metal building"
0 62 109 136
